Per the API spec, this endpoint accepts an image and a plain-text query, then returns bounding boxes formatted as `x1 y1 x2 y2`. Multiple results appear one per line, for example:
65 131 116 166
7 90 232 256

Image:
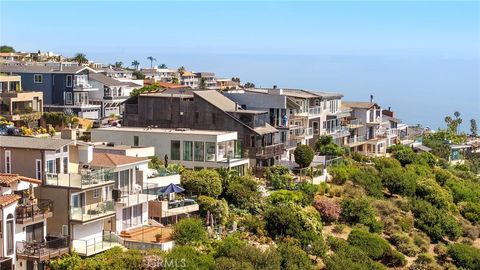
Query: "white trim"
34 74 43 83
4 150 11 173
36 159 42 180
65 92 73 105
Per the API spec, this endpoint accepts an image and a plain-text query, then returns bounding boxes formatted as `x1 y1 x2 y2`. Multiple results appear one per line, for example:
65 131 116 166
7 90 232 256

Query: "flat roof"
94 144 154 150
93 127 236 136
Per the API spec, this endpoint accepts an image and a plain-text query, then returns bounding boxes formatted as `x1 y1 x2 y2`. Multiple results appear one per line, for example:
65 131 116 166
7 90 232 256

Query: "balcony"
73 75 98 91
346 135 366 147
16 236 70 261
16 200 53 224
291 127 313 139
308 106 322 117
246 143 284 159
149 198 199 219
346 119 363 129
70 200 115 222
115 190 156 207
45 169 115 189
72 231 121 257
284 139 300 149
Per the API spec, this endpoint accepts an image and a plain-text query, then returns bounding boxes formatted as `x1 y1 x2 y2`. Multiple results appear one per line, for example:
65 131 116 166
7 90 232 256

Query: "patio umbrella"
158 183 185 195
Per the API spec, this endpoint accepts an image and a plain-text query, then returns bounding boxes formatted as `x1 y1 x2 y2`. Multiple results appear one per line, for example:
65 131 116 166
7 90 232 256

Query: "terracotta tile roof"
89 153 148 168
0 173 42 186
0 194 21 208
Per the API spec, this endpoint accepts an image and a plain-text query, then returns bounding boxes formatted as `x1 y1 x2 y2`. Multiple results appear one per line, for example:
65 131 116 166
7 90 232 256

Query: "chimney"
370 95 374 103
388 106 391 111
61 129 76 140
59 63 63 71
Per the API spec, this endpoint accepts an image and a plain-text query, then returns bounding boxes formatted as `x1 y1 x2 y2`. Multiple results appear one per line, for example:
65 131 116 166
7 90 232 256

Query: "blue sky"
1 1 479 131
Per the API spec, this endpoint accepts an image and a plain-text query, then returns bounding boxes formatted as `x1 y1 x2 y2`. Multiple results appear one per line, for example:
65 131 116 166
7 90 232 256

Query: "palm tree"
199 77 207 89
147 56 156 68
158 64 167 69
131 60 140 70
114 61 123 68
72 53 88 65
177 66 186 74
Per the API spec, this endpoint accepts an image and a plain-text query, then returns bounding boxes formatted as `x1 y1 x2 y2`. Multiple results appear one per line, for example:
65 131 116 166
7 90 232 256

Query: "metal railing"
167 199 197 209
45 169 113 189
246 143 284 158
115 188 155 207
16 199 53 223
346 119 363 128
16 236 70 261
284 139 300 149
72 231 120 256
70 201 115 222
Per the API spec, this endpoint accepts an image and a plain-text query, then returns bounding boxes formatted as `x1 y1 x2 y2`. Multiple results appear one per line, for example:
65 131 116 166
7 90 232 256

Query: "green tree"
390 145 417 166
114 61 123 68
471 119 478 137
158 63 168 68
181 169 222 198
172 218 207 245
315 135 344 156
0 45 15 53
351 167 383 198
172 75 179 84
341 198 383 232
132 70 145 80
381 167 417 196
130 83 162 97
199 77 207 89
131 60 140 70
197 195 229 225
49 251 82 270
225 175 262 211
178 66 186 73
72 53 88 65
146 56 156 68
294 145 314 168
244 82 255 88
415 178 453 210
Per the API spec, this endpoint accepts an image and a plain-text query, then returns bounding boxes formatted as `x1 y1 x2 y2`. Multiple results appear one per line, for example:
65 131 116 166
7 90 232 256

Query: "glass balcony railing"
167 198 197 209
72 231 120 257
346 119 363 128
347 135 366 145
45 169 114 189
308 106 322 116
70 201 115 222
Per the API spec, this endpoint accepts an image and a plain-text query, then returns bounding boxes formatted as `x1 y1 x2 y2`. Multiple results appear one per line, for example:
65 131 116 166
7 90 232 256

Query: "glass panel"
194 141 204 162
205 142 216 161
183 141 193 161
218 142 226 160
234 140 243 159
170 140 180 160
226 141 235 158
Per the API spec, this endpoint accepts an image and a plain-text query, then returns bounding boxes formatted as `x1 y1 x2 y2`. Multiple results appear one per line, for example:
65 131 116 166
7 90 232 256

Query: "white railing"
348 135 365 145
308 106 322 116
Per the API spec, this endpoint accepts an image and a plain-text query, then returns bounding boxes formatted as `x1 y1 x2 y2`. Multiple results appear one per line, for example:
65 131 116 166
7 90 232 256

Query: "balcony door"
71 193 85 215
26 222 44 242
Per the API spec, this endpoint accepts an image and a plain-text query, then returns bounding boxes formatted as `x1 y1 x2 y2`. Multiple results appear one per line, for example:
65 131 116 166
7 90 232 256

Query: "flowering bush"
313 196 341 223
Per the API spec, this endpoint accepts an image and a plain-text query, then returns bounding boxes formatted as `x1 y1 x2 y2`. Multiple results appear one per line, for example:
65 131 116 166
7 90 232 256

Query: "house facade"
88 73 136 117
121 90 283 167
0 65 101 119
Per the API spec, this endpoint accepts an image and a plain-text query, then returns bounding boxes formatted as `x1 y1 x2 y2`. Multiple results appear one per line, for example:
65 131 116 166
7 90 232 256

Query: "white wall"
72 220 103 240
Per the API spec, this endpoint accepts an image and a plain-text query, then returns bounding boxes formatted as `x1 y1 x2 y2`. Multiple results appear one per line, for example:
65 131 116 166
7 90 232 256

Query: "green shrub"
277 242 313 270
269 190 304 205
239 214 266 236
351 167 383 198
460 202 480 224
172 218 207 245
165 246 214 270
225 175 262 211
383 249 407 267
416 178 453 210
294 145 314 168
347 228 391 260
325 240 387 270
447 243 480 270
341 198 383 233
181 169 222 197
389 233 420 256
197 196 229 225
381 167 417 197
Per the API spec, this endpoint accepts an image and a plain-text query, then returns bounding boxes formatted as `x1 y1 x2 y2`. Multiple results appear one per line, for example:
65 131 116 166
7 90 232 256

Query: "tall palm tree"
114 61 123 68
131 60 140 70
158 63 167 69
72 53 88 65
147 56 156 68
177 66 186 73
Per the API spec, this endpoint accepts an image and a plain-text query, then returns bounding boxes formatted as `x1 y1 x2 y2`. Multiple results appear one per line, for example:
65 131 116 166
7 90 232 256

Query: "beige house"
0 75 43 125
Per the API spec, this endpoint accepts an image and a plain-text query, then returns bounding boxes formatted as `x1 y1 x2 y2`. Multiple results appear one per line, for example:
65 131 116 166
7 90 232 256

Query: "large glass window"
46 160 55 173
205 142 216 161
194 141 204 161
234 140 243 158
183 141 193 161
226 141 235 158
218 142 226 160
171 141 180 160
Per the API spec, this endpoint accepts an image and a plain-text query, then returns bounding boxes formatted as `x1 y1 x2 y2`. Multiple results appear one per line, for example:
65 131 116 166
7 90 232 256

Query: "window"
6 214 14 255
46 160 55 173
36 159 42 180
34 74 43 83
133 136 139 146
211 113 216 124
205 142 216 161
4 150 11 173
66 75 73 87
183 141 193 161
194 141 204 161
62 225 68 236
93 188 101 198
195 111 199 123
63 145 68 152
171 140 181 160
313 121 319 135
133 204 142 226
65 92 72 105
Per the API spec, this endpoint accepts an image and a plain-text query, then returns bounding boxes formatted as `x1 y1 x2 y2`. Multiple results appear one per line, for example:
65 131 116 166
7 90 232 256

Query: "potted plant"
155 233 162 243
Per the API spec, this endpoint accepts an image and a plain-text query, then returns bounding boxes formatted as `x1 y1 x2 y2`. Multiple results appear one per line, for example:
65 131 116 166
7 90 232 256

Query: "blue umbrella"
158 183 185 195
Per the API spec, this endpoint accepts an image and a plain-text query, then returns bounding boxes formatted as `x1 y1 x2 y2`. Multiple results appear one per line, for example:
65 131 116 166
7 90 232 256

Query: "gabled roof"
0 173 42 186
89 153 148 168
89 73 130 87
0 136 73 150
342 101 378 109
0 194 21 208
